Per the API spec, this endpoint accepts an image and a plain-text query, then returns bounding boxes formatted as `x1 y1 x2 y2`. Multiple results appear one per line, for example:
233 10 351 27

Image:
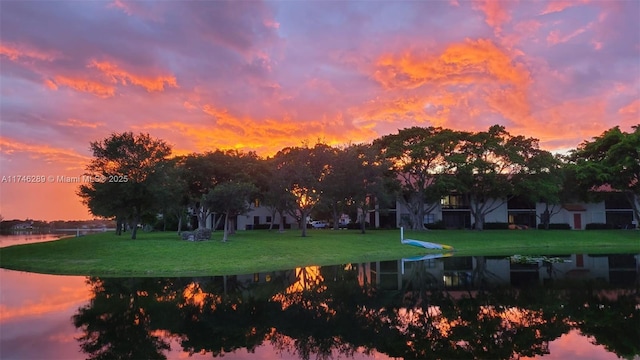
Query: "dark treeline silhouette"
77 125 639 238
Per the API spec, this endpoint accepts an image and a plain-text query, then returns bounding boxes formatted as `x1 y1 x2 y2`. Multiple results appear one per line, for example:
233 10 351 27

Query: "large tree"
79 132 172 239
449 125 543 230
261 156 297 232
343 143 393 233
312 146 348 230
153 158 189 234
375 127 461 230
570 125 640 227
272 144 333 237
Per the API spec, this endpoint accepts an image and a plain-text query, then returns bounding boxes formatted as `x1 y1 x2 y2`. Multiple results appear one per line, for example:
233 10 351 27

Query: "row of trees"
78 124 640 239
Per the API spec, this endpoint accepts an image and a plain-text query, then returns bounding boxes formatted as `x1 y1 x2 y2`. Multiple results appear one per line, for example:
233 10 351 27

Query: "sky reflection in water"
0 253 638 360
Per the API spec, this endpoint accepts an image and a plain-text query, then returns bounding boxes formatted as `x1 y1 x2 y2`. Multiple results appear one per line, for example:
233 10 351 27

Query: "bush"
484 222 510 230
585 223 616 230
537 223 571 230
424 221 446 230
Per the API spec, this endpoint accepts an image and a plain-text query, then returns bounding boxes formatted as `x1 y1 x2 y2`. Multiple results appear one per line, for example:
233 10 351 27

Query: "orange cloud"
57 118 104 129
49 75 115 98
374 39 530 90
89 60 178 92
0 137 91 168
0 42 58 62
514 96 609 151
135 104 377 156
363 39 538 138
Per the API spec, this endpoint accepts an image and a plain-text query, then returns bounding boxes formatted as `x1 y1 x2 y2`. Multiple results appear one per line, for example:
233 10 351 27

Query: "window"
253 216 260 225
423 213 435 224
266 216 272 223
441 195 469 209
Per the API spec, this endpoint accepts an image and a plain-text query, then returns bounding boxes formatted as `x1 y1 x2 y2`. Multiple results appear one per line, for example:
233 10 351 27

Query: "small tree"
204 181 258 242
516 152 565 229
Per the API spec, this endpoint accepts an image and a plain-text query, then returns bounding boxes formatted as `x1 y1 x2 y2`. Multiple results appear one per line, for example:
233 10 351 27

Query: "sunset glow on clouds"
0 0 638 220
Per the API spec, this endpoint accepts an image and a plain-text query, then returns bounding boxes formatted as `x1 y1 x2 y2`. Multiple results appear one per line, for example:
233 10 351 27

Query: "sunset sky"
1 0 638 221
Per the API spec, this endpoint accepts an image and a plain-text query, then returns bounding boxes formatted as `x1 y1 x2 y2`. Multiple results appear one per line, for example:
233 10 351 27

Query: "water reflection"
1 254 638 360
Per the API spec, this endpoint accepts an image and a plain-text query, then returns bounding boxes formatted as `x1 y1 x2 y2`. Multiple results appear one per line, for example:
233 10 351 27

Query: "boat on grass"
400 227 454 250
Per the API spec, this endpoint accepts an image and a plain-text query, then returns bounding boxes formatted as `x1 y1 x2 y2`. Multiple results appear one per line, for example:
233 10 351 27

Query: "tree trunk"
624 191 640 229
162 212 167 232
229 216 236 235
279 211 285 233
475 216 485 231
197 207 209 229
409 200 422 230
332 203 340 230
176 213 182 235
116 217 123 236
471 202 485 230
542 204 551 230
222 213 229 242
268 208 276 231
130 213 140 240
300 210 308 237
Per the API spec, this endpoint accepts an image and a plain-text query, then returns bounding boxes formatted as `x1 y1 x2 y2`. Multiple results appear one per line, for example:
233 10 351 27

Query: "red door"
573 213 582 230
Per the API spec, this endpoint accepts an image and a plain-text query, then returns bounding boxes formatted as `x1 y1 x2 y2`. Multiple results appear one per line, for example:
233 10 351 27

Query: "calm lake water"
1 236 638 360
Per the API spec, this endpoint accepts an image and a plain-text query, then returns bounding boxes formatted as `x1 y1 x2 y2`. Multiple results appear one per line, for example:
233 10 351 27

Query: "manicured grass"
0 229 638 277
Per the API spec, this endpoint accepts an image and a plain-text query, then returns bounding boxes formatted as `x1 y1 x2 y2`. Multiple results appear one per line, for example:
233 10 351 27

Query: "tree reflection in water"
72 257 640 360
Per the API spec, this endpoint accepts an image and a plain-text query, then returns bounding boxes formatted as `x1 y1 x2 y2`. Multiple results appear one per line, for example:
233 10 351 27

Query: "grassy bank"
0 229 638 277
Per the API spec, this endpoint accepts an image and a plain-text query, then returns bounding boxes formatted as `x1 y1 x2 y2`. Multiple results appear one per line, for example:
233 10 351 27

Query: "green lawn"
0 229 638 277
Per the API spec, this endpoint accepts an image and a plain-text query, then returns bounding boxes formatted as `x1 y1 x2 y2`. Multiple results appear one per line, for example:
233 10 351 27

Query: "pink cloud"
0 42 59 62
473 0 513 34
540 0 590 15
56 118 104 129
89 59 178 92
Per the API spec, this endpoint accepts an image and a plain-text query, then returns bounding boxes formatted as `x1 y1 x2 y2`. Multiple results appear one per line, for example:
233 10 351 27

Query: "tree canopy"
78 132 172 239
79 125 639 237
571 125 640 223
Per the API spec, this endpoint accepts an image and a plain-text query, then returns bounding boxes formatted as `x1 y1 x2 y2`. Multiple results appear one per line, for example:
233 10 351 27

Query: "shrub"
537 223 571 230
484 222 510 230
585 223 616 230
424 221 445 230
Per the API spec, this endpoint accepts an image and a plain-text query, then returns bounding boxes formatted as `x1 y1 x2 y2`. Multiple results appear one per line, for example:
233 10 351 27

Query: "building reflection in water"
1 254 638 360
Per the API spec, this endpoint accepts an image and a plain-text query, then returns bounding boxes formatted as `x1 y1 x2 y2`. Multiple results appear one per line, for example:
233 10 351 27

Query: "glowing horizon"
1 1 638 221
